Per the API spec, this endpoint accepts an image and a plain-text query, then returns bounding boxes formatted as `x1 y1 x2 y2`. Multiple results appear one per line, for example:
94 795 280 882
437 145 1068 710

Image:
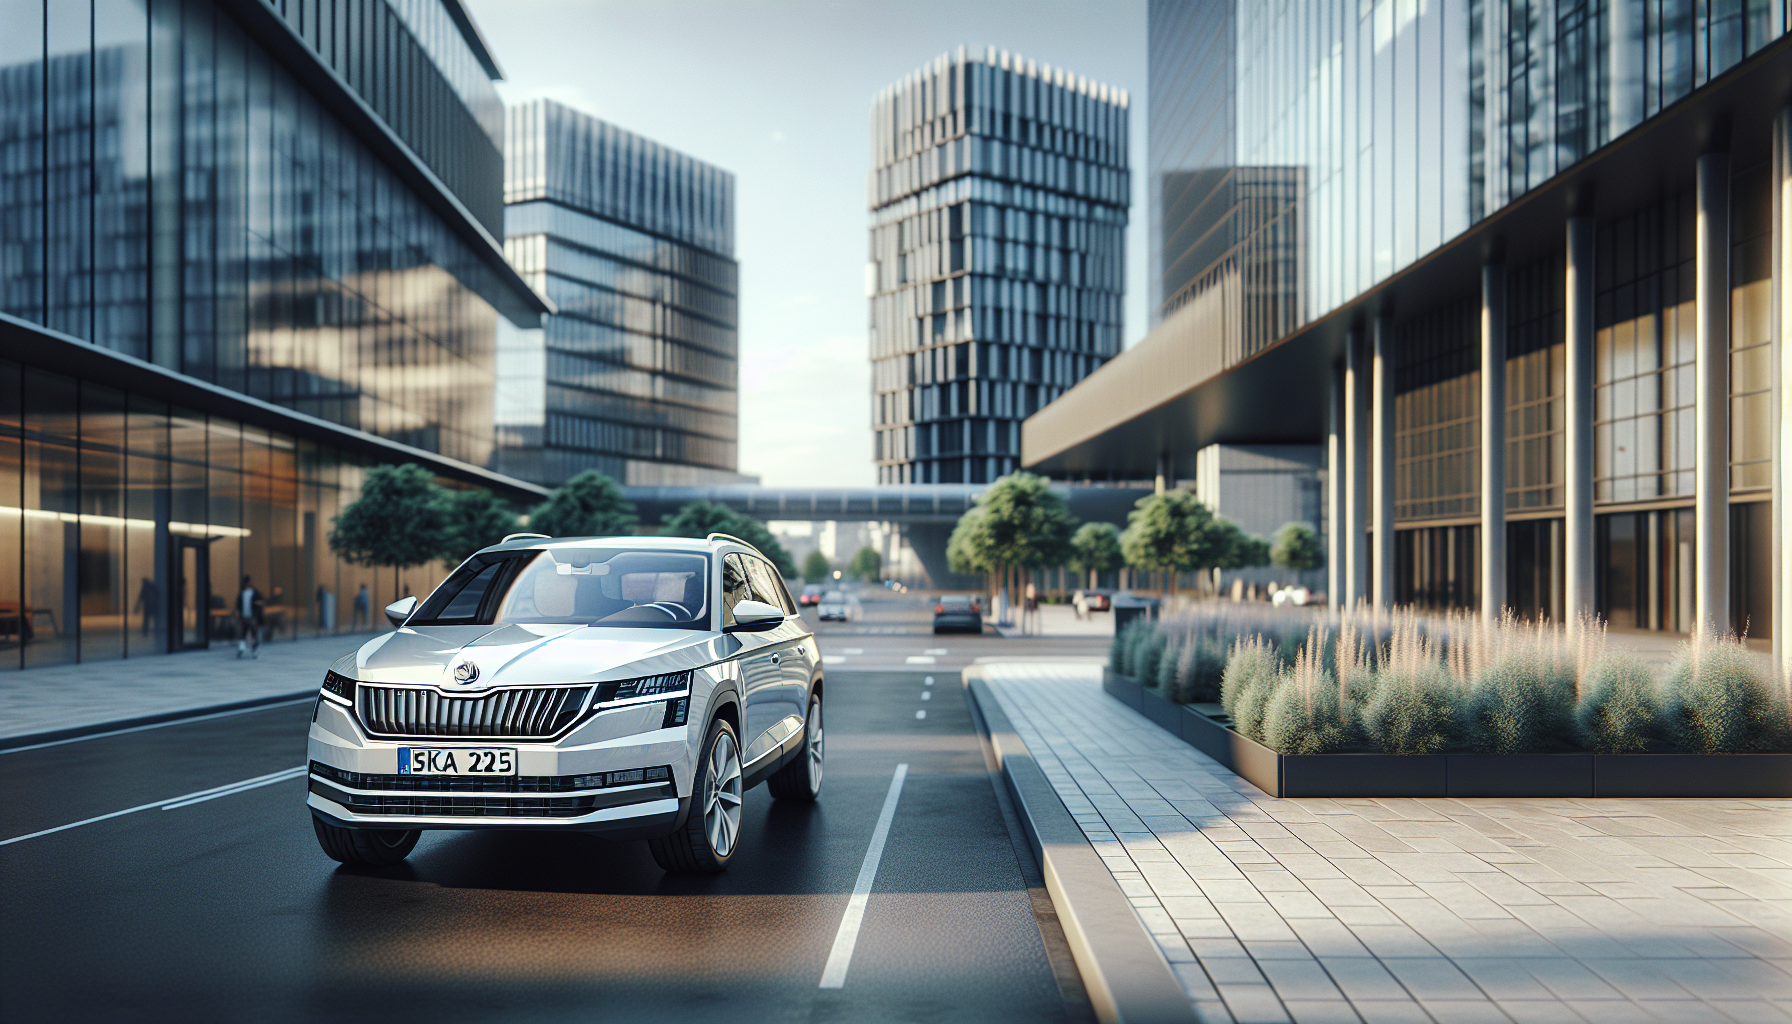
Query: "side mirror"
725 599 785 633
385 596 418 627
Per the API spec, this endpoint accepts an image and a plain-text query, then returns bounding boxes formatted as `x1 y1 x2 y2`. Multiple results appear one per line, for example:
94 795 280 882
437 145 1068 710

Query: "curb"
0 690 316 752
963 668 1199 1024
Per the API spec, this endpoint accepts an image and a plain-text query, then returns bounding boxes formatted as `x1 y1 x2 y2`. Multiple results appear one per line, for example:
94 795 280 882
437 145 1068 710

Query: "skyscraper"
498 100 744 488
868 47 1129 485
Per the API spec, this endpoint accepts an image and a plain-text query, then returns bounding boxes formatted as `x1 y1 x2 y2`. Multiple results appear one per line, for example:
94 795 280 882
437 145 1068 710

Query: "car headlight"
592 670 692 707
320 670 356 705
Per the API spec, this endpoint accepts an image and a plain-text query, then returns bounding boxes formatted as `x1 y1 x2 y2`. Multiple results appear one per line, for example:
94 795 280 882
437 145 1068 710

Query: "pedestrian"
352 583 370 629
236 575 264 659
1024 582 1038 635
133 577 159 636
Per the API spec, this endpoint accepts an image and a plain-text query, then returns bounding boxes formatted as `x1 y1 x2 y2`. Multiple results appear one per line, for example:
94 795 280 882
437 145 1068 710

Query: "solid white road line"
0 765 306 846
0 696 316 756
818 762 909 989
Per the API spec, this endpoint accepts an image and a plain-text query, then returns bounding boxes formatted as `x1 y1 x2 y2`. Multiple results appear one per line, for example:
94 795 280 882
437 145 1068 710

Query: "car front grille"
308 761 666 794
355 685 591 739
320 790 602 818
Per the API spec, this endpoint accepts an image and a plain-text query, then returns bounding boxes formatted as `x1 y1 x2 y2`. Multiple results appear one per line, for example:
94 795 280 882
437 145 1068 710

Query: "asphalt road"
0 596 1105 1024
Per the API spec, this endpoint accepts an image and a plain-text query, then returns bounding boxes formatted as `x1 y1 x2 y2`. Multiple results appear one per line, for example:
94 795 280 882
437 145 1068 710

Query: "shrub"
1111 618 1146 676
1136 628 1170 687
1662 636 1789 753
1467 652 1575 754
1222 636 1282 742
1574 654 1660 754
1155 633 1182 691
1360 664 1462 754
1170 637 1227 704
1263 627 1353 754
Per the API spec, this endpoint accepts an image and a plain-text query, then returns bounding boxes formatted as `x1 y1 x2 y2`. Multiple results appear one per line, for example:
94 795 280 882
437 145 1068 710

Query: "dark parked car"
1072 589 1112 614
798 584 825 607
932 594 983 634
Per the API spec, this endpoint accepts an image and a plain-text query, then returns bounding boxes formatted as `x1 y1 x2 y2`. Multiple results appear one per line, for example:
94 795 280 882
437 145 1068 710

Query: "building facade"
0 0 548 668
868 47 1130 485
498 100 744 488
1025 0 1792 662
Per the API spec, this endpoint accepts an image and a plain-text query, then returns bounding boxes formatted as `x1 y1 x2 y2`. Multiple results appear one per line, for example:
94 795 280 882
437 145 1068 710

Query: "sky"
465 0 1150 487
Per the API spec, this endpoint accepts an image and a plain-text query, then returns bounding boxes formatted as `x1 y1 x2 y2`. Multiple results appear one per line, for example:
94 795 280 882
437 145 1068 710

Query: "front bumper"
307 692 694 837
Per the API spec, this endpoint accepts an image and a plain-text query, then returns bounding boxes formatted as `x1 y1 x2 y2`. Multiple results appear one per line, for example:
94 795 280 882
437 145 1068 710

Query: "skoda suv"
307 533 824 874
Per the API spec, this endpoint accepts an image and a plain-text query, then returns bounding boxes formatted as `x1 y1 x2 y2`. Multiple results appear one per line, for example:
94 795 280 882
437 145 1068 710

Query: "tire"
312 816 419 866
649 717 744 874
767 691 824 802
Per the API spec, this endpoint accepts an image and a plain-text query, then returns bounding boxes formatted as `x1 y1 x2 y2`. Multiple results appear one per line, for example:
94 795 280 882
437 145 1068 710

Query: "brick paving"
981 662 1792 1024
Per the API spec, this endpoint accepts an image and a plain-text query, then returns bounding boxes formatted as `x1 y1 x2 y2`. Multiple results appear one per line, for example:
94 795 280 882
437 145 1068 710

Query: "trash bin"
1112 596 1159 634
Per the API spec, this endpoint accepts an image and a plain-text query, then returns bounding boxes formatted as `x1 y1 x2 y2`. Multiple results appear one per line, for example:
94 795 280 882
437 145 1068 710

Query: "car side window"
721 554 753 626
743 556 795 615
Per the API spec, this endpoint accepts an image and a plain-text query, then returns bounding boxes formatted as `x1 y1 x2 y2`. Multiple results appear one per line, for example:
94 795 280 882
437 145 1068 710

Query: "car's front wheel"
768 691 823 802
312 817 419 866
650 717 743 874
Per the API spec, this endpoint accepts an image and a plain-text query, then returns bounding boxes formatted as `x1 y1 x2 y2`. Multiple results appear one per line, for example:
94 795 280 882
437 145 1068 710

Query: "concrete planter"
1101 668 1792 799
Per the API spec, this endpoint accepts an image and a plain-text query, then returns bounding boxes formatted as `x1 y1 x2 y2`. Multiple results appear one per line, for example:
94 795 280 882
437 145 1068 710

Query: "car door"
745 556 813 722
738 555 808 765
724 554 787 760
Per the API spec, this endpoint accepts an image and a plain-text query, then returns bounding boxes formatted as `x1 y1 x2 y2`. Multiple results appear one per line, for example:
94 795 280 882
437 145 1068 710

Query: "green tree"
1269 521 1324 573
800 550 831 582
440 488 520 565
528 470 637 538
946 472 1077 603
1119 491 1218 595
1211 519 1271 571
330 464 450 599
848 545 883 583
1068 521 1122 588
660 501 796 578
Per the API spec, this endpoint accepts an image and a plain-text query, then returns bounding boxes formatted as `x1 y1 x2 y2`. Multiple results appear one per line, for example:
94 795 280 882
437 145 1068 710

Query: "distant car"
799 584 825 607
817 590 852 622
1073 589 1112 614
933 594 983 634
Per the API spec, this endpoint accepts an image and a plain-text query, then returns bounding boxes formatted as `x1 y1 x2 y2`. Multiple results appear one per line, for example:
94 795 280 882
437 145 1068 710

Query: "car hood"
339 623 736 689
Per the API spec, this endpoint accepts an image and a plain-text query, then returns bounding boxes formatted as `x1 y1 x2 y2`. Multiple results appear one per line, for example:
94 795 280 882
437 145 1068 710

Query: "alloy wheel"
704 731 744 857
805 700 824 792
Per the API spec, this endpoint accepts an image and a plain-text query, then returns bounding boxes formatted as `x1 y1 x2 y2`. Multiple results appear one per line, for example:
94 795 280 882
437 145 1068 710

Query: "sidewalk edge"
0 690 315 752
963 669 1199 1024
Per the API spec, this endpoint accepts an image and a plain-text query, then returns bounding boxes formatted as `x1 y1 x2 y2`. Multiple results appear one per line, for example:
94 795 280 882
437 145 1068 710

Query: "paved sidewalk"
0 632 387 743
982 662 1792 1024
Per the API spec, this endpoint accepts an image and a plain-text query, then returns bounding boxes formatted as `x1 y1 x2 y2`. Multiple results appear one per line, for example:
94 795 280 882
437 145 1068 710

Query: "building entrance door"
171 537 212 651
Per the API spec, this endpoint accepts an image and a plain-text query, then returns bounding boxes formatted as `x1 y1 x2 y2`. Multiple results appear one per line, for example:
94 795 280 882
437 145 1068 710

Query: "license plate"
398 747 516 776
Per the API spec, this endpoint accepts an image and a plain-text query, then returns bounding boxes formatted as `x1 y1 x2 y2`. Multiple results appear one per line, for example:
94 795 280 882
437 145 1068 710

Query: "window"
742 556 795 614
490 548 710 629
410 558 513 625
721 554 753 625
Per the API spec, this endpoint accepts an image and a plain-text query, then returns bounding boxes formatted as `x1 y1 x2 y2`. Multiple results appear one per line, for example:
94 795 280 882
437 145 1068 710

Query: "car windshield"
821 591 845 602
490 548 711 629
940 595 971 607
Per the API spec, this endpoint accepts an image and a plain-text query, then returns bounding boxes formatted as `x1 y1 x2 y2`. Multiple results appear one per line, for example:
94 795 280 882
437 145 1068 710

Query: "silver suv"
306 533 823 874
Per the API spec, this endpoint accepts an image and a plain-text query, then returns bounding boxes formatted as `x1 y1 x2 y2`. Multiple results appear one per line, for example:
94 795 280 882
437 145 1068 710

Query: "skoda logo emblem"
453 661 480 685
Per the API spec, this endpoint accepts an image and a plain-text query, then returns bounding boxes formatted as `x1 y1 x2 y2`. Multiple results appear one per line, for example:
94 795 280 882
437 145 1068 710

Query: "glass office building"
869 47 1129 485
0 0 548 668
1026 0 1792 655
497 100 742 488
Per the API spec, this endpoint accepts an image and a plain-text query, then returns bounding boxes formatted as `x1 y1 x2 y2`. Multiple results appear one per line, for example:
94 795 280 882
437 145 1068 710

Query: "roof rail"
501 532 551 543
706 532 761 553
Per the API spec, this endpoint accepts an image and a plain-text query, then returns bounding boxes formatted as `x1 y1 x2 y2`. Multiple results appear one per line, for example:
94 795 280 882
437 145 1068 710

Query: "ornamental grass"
1114 601 1788 757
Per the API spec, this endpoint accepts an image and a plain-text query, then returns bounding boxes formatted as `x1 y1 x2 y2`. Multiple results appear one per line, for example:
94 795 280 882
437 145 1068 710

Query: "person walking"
133 577 159 636
236 576 264 659
352 583 370 629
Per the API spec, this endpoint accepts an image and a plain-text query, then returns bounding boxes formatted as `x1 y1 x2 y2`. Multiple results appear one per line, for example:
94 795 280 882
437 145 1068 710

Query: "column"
1154 451 1171 495
1344 328 1370 607
1697 152 1731 634
1328 363 1344 610
1372 313 1395 609
1481 264 1507 620
1565 216 1596 628
1776 108 1792 677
